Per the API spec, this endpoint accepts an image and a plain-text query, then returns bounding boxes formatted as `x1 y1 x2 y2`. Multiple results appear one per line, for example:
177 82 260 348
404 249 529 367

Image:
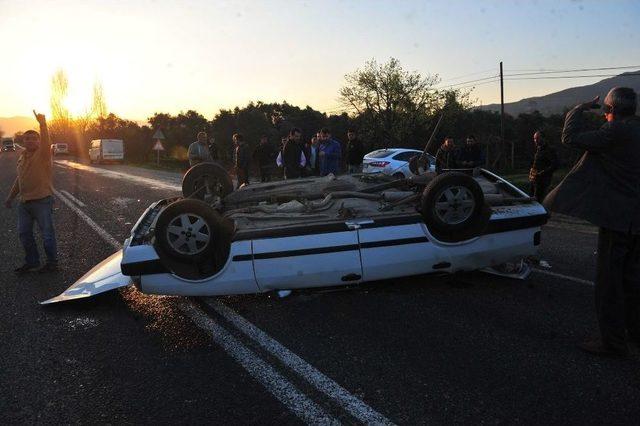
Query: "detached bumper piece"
40 251 131 304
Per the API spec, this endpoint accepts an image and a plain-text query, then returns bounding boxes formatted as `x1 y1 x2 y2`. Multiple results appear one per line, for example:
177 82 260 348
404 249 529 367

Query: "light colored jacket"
188 141 212 167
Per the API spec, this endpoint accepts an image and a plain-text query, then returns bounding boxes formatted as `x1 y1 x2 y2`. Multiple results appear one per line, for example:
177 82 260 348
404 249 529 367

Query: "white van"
53 143 69 155
89 139 124 164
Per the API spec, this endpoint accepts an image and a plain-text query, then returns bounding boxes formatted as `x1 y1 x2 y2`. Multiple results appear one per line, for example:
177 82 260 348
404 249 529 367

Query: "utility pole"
500 61 507 169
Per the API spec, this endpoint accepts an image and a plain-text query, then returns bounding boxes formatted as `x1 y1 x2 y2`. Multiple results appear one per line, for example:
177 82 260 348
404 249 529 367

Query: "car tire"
154 198 232 265
182 162 234 202
420 172 490 242
392 172 405 180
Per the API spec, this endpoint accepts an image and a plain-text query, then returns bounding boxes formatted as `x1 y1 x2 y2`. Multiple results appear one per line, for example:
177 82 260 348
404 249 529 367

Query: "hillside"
0 116 37 137
480 71 640 116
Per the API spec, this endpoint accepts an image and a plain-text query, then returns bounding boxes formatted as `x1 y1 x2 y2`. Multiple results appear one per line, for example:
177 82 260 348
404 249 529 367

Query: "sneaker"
578 337 629 358
38 262 59 274
15 264 41 274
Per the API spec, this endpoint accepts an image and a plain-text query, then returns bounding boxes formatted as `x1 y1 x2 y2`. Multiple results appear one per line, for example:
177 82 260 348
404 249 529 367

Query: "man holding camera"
544 87 640 357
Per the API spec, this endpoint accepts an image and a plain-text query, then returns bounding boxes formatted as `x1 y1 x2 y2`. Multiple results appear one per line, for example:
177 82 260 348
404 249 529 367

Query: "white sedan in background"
362 148 436 178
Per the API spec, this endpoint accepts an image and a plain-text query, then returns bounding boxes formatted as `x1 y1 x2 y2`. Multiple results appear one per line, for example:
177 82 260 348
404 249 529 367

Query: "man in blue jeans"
4 111 57 273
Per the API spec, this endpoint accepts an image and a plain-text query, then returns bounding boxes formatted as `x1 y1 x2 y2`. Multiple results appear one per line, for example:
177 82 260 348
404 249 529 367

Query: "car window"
392 151 419 161
367 150 396 159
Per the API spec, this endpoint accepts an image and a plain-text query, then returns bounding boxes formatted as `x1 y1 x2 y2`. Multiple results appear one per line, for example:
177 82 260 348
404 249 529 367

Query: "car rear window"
367 150 396 159
392 151 420 161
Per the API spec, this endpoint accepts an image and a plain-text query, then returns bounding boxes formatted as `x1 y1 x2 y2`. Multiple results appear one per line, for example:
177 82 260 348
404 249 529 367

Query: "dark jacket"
543 107 640 233
529 143 557 182
282 139 304 170
208 142 219 161
234 142 250 169
253 143 275 167
435 147 459 173
459 143 486 168
345 138 364 166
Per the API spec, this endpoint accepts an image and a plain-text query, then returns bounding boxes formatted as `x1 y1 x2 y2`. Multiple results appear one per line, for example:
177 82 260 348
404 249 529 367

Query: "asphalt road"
1 152 639 425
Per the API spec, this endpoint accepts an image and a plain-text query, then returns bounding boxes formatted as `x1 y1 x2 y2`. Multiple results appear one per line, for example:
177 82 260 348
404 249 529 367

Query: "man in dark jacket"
345 129 364 174
435 137 459 173
544 87 640 357
528 131 558 202
458 135 486 169
253 135 274 182
233 133 250 188
277 128 306 179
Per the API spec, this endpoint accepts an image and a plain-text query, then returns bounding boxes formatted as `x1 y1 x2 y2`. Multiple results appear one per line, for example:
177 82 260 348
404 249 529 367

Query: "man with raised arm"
545 87 640 357
4 111 58 273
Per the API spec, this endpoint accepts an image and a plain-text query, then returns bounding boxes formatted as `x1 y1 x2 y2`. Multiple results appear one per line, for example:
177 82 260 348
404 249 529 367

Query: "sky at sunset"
1 0 639 121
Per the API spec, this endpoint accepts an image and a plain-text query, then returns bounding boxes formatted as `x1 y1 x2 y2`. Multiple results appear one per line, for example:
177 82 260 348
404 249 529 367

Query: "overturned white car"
43 163 547 304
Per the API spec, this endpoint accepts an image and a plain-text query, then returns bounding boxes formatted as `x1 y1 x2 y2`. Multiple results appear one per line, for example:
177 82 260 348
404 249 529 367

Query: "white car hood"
41 250 131 304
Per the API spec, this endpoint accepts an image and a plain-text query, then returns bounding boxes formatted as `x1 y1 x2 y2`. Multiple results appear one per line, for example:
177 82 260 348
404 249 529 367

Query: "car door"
357 216 451 282
252 222 362 291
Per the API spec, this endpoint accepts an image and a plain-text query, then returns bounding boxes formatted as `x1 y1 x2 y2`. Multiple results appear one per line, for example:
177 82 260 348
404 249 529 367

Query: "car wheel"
154 198 231 264
392 172 405 180
420 172 490 242
182 161 234 203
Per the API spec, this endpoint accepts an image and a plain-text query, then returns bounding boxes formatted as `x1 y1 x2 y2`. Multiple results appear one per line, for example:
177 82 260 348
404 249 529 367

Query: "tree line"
13 59 605 172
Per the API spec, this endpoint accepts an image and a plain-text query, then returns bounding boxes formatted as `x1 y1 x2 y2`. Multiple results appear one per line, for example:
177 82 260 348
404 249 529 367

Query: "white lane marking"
179 303 339 425
55 160 181 191
59 189 86 207
532 268 595 286
208 300 395 425
54 189 121 250
52 189 341 424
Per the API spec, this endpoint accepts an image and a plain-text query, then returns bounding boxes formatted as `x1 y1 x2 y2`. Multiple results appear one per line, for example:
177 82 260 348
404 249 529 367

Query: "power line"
506 72 640 81
435 75 499 90
504 65 640 77
437 68 496 84
448 79 500 91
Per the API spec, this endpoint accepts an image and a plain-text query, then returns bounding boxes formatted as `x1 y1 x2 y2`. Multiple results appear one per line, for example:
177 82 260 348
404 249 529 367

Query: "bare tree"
91 81 108 119
50 69 70 122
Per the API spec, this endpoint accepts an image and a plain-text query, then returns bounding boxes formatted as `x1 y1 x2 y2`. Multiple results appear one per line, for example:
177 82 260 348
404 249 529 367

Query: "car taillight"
369 161 390 167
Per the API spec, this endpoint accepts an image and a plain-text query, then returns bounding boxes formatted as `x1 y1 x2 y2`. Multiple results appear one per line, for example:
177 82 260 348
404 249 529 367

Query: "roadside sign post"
152 139 165 165
152 129 166 166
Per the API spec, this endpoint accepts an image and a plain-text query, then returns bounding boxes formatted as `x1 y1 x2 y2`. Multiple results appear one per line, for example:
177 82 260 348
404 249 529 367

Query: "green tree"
339 58 442 147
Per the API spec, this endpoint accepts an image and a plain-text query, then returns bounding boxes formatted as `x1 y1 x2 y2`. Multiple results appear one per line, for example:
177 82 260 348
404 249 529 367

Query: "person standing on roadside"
528 130 557 202
277 128 306 179
188 131 213 167
318 128 341 176
305 136 319 176
434 136 459 173
208 136 219 161
4 110 57 273
233 133 250 188
345 129 364 174
253 135 275 182
544 87 640 358
458 135 486 169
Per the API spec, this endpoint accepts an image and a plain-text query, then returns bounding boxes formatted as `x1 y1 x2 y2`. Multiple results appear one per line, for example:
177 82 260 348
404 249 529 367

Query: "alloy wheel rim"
166 213 211 255
433 185 475 225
